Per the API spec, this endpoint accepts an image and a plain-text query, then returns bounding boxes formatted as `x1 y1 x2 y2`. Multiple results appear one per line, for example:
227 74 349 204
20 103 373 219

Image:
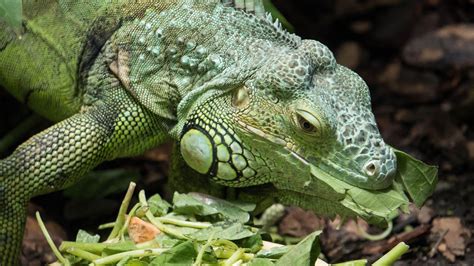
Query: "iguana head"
179 39 397 191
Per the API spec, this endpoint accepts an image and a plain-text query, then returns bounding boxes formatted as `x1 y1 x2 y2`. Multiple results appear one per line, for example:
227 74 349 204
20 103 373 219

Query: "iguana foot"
256 203 286 231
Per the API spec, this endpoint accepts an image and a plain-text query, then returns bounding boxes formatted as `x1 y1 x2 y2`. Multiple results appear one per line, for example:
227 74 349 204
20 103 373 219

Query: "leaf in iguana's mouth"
393 149 438 207
306 149 437 226
309 164 408 226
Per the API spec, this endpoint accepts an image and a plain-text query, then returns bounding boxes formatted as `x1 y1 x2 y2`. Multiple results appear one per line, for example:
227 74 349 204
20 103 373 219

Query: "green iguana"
0 1 435 264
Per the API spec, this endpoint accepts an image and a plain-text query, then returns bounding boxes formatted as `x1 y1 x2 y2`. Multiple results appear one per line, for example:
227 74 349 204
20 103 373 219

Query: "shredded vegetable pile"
40 183 323 265
39 181 415 266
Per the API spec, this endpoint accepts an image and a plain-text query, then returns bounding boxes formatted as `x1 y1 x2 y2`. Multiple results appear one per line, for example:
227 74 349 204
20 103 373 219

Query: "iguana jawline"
237 120 309 165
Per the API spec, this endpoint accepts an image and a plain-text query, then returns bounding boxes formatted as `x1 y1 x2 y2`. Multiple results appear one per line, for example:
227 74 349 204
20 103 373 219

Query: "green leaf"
189 193 252 223
199 250 219 264
275 231 321 266
300 148 437 226
75 229 100 243
155 234 185 248
228 200 257 212
190 221 255 241
234 234 264 253
394 150 438 207
309 165 408 225
172 192 219 216
249 258 276 266
173 192 253 223
256 246 291 259
150 241 196 266
148 194 171 216
344 184 408 221
124 259 149 266
64 254 89 266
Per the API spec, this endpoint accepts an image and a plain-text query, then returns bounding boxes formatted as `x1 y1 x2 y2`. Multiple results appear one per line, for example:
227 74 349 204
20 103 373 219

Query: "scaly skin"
0 1 397 263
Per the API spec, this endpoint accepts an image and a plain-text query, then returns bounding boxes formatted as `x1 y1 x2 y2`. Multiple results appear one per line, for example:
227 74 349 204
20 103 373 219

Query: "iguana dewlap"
0 1 396 263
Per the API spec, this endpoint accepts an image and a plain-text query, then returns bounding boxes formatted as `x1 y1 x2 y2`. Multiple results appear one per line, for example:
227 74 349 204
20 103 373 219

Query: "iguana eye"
299 116 315 132
232 86 250 109
294 110 322 135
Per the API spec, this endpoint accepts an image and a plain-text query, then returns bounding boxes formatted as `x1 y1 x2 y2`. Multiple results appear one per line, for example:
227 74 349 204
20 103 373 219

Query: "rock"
431 217 471 262
279 207 325 237
403 24 474 68
417 206 434 224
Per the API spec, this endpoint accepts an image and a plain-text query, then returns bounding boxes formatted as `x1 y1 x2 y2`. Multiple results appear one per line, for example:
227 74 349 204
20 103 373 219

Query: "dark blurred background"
1 0 473 264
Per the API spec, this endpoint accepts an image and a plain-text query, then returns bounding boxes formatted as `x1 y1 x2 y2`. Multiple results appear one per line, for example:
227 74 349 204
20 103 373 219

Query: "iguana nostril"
364 160 380 177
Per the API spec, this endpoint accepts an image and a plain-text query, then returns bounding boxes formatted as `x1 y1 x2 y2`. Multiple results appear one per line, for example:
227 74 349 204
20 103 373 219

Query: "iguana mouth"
315 154 394 190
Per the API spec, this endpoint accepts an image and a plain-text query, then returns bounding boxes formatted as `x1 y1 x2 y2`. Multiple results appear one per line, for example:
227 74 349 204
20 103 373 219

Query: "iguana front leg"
0 94 168 264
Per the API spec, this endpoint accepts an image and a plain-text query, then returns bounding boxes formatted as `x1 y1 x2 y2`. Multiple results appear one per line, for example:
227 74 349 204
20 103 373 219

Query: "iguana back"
0 0 151 121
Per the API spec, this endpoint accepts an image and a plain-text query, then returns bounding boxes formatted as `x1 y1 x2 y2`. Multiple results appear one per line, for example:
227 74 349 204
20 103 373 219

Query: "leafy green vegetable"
275 230 321 266
343 183 408 221
47 153 431 266
155 234 185 249
123 259 148 266
310 164 408 225
394 149 438 207
248 258 276 266
148 194 171 216
256 246 291 259
305 148 438 226
149 241 196 266
173 192 220 216
235 234 264 253
227 200 257 212
173 192 254 223
191 221 255 241
189 192 253 223
75 230 100 243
